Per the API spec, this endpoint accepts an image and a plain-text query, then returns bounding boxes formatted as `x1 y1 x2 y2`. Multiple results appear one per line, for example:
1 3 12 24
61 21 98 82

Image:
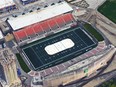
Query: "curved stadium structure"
5 1 116 87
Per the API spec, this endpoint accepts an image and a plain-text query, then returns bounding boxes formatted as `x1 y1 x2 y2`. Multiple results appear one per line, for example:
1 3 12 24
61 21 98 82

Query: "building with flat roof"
0 0 16 13
0 0 15 9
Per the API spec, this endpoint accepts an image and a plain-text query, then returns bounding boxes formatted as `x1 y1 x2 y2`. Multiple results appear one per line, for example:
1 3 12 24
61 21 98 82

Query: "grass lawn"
16 54 30 73
98 0 116 23
84 23 104 41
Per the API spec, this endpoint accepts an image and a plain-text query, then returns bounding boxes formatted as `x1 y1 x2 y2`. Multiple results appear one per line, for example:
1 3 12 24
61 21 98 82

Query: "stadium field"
22 26 98 70
98 0 116 23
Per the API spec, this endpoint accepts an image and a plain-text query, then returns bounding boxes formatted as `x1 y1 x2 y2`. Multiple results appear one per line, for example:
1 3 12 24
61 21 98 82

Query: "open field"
98 0 116 23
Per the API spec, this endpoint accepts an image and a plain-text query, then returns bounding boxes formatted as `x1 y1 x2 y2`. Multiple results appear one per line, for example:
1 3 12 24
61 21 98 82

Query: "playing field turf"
22 27 97 71
98 0 116 23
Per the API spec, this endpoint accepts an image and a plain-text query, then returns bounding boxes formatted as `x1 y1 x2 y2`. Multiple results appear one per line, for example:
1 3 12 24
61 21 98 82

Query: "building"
20 0 38 5
0 48 22 87
0 0 16 13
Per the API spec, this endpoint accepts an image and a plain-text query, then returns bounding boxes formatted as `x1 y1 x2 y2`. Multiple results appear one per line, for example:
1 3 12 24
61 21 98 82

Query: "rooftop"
7 2 73 30
0 0 15 9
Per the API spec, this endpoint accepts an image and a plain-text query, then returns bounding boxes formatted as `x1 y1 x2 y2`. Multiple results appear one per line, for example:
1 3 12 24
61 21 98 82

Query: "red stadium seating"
13 13 75 42
48 19 58 30
55 16 65 27
25 27 35 36
33 23 44 34
13 32 19 40
40 21 50 32
51 66 59 73
63 13 74 24
13 30 27 41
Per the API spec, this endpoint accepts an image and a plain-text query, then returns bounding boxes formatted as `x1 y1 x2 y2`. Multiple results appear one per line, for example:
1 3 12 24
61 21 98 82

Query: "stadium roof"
0 0 15 9
8 2 73 30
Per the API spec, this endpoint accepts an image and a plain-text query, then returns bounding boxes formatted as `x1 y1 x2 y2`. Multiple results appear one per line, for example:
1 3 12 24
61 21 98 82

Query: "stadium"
7 1 98 71
5 0 116 87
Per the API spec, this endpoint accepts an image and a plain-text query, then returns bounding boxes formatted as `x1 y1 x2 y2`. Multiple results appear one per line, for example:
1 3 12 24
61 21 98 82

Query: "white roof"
0 0 15 9
8 2 73 30
0 30 3 39
45 38 74 55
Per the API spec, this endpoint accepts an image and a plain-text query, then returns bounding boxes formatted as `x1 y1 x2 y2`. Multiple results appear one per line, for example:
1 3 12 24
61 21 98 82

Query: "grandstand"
0 0 16 13
21 26 97 71
7 2 73 30
13 13 75 42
